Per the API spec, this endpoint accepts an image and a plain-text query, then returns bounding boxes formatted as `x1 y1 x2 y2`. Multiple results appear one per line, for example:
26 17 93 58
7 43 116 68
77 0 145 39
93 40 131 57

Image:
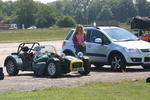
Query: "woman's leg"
75 46 86 55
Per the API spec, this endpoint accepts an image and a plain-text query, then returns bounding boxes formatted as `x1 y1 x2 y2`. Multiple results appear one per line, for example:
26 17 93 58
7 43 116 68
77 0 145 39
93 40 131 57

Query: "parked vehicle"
27 26 37 29
62 26 150 71
0 24 17 30
131 16 150 42
4 42 90 77
0 67 4 80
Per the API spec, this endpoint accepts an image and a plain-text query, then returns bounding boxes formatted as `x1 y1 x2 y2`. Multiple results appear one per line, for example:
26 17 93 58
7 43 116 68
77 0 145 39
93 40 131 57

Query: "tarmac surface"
0 41 150 92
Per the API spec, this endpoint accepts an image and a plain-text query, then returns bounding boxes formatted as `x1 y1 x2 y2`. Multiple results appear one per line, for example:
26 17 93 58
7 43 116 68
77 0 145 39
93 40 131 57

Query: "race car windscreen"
34 46 56 54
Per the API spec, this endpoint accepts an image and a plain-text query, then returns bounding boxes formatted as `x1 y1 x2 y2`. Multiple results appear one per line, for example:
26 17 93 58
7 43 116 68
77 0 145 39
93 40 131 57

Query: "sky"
2 0 57 4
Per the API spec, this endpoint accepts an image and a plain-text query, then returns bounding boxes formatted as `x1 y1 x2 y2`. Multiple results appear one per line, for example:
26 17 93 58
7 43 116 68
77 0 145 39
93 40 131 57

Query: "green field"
0 27 72 43
0 79 149 100
0 24 132 43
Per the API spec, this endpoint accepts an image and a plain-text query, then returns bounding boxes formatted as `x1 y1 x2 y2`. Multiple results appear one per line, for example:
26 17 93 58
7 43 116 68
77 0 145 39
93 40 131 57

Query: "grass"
0 24 133 43
0 27 72 43
0 79 150 100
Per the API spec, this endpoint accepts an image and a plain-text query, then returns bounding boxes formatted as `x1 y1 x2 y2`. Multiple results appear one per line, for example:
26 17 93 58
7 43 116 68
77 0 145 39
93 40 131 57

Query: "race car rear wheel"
79 59 91 75
47 61 61 77
6 59 19 76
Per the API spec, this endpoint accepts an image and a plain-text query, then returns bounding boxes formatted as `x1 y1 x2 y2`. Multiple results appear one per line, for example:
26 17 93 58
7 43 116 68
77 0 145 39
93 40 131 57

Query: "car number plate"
72 67 84 71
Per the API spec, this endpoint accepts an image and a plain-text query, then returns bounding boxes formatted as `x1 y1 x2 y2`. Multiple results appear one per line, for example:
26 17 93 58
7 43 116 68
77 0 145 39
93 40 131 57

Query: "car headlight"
60 53 66 59
77 52 83 58
124 48 141 54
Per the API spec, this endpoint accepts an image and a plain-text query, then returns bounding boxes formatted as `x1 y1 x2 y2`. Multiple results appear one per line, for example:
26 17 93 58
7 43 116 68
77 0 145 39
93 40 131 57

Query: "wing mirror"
95 38 102 44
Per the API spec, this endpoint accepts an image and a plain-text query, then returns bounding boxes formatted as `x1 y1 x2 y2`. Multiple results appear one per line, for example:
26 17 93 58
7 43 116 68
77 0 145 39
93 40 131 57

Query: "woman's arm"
73 34 80 46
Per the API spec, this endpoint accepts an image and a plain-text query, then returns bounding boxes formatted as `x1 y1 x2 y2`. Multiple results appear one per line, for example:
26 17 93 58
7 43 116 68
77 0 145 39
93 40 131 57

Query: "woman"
73 25 86 55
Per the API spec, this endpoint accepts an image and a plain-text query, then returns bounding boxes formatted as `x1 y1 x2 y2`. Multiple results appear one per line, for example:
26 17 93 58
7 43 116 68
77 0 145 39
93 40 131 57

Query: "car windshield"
34 45 56 54
104 28 139 42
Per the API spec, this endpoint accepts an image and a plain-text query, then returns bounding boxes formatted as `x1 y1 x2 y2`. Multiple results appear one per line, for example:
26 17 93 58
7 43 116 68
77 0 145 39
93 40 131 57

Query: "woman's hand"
80 42 86 47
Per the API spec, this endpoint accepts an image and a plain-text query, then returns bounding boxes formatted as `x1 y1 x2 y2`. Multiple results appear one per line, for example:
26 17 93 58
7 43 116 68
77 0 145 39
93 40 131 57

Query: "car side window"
90 30 102 43
86 30 92 42
102 34 111 45
65 30 74 40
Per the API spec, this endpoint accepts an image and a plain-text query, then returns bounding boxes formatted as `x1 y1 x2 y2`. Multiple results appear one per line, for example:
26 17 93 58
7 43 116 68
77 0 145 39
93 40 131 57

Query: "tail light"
62 41 66 47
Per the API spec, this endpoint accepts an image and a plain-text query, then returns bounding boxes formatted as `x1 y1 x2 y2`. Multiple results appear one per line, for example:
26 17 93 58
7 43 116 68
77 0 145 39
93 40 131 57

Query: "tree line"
0 0 150 28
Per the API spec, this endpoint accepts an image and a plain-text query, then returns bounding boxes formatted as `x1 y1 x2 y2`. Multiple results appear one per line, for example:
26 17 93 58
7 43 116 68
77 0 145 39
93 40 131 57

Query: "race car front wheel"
6 59 19 76
47 61 61 77
79 59 91 75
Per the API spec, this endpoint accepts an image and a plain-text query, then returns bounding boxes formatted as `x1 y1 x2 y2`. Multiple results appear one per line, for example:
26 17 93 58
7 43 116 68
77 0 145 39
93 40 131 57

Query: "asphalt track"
0 41 150 92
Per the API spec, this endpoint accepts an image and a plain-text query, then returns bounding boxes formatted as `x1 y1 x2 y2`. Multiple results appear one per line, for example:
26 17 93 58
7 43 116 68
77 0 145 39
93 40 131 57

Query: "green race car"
4 42 91 77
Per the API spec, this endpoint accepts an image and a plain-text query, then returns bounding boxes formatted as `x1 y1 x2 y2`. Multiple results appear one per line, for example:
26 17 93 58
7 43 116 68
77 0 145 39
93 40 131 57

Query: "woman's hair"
74 24 85 35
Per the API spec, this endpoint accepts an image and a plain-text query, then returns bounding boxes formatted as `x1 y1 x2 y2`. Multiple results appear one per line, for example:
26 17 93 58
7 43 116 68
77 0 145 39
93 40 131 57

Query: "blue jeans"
75 45 86 55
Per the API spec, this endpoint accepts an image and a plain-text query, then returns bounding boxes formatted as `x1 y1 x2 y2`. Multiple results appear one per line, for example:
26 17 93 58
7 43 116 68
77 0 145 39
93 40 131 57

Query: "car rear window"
65 30 74 40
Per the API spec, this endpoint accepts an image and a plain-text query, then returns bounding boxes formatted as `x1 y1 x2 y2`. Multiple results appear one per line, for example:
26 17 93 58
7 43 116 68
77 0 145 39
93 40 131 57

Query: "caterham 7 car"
4 42 91 77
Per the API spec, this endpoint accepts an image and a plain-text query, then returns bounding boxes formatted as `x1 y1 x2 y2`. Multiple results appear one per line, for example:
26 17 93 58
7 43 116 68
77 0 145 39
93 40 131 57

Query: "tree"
3 1 17 17
72 0 93 24
35 3 58 28
135 0 149 16
111 0 137 22
74 9 85 24
147 2 150 16
96 5 114 21
0 0 4 20
50 0 73 16
15 0 36 28
56 15 76 27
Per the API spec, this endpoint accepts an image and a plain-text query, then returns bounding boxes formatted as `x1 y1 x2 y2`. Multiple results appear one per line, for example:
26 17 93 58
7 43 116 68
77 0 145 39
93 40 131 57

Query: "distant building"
0 24 18 30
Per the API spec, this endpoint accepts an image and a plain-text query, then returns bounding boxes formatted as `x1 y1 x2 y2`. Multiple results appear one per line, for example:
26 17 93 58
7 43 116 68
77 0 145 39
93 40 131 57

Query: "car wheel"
142 65 150 69
0 73 4 80
47 61 61 77
110 54 126 72
0 68 4 80
79 59 91 75
6 59 19 76
33 70 38 76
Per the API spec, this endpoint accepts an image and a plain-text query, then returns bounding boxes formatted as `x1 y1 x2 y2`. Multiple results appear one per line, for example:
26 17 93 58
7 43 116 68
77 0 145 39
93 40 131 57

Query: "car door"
86 29 111 63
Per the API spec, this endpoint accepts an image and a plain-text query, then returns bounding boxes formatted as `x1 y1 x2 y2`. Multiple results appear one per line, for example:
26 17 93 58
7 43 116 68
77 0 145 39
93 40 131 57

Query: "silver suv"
62 26 150 71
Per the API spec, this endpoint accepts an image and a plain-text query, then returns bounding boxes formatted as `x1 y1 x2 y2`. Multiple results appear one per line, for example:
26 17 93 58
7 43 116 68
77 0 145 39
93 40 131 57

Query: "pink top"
76 34 85 43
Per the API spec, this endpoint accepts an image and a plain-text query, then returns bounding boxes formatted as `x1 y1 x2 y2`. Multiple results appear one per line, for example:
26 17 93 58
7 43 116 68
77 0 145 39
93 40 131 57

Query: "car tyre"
0 68 4 80
47 61 61 78
0 73 4 80
110 54 126 72
79 59 91 75
6 59 19 76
